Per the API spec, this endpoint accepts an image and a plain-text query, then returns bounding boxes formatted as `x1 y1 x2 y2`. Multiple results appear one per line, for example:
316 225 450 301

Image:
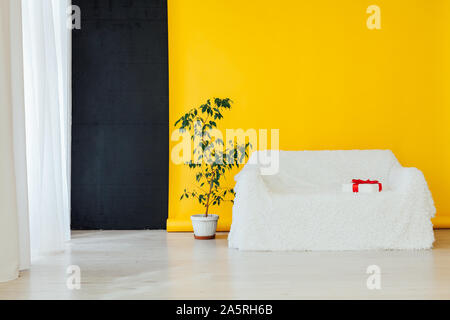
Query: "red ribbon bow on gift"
352 179 382 192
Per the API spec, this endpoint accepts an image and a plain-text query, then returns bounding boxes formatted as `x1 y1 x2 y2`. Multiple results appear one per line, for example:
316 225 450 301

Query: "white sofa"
228 150 435 251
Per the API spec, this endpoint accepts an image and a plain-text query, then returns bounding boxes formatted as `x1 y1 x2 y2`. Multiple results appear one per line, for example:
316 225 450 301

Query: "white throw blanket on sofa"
228 150 435 251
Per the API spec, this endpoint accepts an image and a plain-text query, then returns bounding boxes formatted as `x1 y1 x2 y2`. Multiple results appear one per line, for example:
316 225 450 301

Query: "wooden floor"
1 230 450 299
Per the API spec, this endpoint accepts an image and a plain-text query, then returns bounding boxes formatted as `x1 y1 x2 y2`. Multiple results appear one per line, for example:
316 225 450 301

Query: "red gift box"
351 179 382 192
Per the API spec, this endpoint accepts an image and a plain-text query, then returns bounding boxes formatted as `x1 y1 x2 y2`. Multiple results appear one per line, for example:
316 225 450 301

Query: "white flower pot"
191 214 219 240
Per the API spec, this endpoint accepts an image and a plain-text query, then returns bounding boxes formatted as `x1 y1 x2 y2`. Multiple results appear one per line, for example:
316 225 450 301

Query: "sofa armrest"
234 164 271 199
389 166 424 192
388 165 412 193
389 165 436 218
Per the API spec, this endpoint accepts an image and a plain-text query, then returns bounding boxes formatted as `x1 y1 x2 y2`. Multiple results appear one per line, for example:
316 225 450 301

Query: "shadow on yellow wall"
167 0 450 231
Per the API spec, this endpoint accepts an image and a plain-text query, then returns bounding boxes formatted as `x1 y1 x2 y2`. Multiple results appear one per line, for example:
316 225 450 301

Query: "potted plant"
175 98 251 239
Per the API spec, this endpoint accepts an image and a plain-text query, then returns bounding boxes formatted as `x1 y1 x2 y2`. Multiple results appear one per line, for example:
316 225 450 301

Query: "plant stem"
204 170 216 217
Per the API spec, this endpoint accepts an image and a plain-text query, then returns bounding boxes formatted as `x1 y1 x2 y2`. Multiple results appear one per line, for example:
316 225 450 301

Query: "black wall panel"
71 0 168 229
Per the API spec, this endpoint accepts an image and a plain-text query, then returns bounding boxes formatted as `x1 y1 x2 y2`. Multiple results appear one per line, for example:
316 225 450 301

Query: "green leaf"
222 98 231 108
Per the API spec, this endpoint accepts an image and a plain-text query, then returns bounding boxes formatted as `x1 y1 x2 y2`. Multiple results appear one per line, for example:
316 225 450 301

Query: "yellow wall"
167 0 450 231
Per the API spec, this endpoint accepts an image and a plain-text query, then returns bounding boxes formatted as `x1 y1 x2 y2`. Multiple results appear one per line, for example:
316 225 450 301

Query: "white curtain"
0 0 21 282
22 0 71 258
0 0 71 282
11 0 31 271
